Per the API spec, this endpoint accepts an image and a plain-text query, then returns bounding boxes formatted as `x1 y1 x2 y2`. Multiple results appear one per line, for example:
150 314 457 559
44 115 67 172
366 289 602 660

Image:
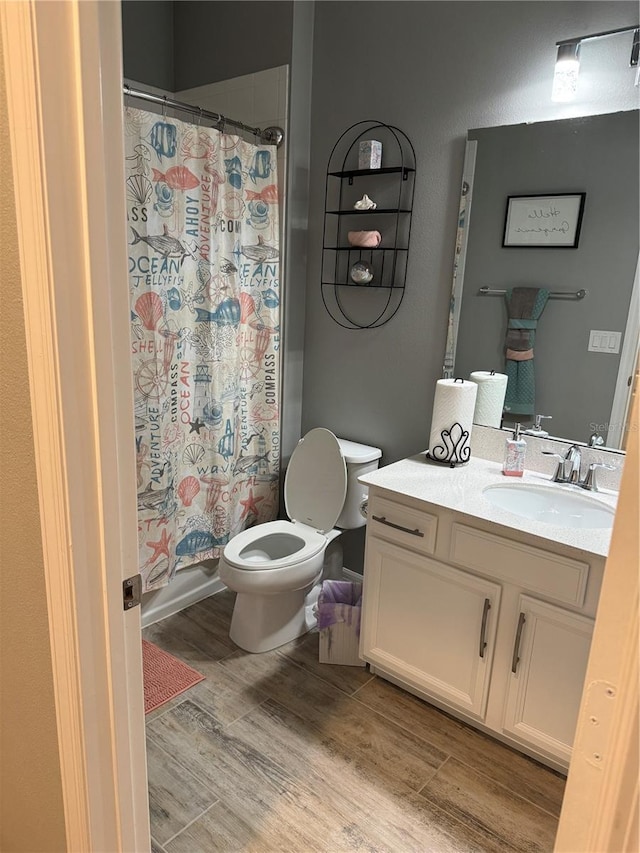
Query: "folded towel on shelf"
503 287 549 415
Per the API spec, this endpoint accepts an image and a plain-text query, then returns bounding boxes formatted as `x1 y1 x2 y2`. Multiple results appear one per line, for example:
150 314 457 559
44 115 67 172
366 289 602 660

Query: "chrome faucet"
542 444 582 484
543 445 615 491
565 445 582 485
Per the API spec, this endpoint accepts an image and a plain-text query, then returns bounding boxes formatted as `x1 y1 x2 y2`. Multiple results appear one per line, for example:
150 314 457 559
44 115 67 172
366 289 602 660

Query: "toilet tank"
335 438 382 529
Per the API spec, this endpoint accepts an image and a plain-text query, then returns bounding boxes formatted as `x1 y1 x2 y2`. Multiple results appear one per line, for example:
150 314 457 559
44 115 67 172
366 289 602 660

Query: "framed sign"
503 193 586 248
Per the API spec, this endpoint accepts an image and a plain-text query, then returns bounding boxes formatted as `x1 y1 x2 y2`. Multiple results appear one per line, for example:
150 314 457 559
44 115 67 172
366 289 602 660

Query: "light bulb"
552 42 580 102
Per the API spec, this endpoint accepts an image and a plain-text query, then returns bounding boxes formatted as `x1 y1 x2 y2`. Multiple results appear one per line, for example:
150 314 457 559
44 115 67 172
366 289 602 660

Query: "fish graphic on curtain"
125 108 280 591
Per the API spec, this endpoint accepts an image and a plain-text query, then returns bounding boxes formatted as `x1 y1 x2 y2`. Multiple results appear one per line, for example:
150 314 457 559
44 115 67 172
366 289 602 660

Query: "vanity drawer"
368 496 437 556
449 523 589 607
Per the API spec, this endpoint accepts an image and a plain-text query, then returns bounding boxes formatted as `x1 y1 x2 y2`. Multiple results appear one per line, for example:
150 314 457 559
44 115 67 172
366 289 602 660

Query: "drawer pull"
371 515 424 538
511 612 526 673
479 598 491 658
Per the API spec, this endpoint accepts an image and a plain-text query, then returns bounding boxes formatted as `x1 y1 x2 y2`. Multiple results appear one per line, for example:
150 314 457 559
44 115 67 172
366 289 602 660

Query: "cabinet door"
361 537 501 719
503 595 594 763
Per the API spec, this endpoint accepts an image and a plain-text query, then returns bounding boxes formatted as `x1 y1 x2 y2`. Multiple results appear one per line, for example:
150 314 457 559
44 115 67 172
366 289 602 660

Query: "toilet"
219 428 382 653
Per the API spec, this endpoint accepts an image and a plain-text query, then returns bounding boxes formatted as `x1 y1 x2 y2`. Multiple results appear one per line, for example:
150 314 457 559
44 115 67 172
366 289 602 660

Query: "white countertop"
359 454 617 558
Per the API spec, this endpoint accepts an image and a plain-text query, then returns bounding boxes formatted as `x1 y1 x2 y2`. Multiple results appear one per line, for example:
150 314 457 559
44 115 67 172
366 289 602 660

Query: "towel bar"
479 287 586 300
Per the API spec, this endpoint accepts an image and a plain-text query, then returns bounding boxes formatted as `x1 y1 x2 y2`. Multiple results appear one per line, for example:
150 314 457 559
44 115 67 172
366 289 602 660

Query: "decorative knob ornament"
353 194 377 210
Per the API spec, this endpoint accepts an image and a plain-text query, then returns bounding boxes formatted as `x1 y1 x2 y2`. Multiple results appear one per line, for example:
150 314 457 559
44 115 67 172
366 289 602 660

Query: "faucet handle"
542 450 568 483
580 461 616 492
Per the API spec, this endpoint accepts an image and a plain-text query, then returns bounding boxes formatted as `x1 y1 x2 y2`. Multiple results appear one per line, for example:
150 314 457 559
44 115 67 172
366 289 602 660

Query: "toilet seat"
221 519 327 570
222 429 348 573
285 428 347 532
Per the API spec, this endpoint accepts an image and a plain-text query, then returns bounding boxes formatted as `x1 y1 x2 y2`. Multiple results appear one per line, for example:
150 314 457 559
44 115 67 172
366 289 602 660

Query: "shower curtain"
124 107 280 591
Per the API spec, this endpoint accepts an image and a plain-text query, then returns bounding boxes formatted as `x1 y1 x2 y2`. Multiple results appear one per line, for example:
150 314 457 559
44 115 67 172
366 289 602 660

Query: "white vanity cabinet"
502 595 593 764
360 485 606 772
363 536 500 718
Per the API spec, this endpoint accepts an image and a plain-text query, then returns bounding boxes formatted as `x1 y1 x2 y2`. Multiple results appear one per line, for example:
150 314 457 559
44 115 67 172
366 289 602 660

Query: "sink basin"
482 482 615 529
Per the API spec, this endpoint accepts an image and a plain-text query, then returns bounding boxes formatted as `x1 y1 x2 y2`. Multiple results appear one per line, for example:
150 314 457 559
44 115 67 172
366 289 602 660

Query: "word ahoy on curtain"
125 106 281 592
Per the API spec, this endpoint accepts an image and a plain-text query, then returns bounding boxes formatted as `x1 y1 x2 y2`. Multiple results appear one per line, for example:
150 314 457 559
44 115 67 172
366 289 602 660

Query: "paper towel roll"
469 371 508 428
428 379 478 460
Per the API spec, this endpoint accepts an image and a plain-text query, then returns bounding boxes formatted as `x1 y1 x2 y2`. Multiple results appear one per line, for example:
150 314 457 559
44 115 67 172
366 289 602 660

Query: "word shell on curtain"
125 107 281 592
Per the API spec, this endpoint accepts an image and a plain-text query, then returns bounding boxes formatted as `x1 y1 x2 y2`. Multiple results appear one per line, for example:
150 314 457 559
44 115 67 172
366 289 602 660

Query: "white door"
361 537 501 719
2 2 149 849
503 594 594 764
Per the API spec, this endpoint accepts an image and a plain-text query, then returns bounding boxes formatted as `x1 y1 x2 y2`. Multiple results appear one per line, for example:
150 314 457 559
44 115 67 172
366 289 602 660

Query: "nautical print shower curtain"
124 107 280 592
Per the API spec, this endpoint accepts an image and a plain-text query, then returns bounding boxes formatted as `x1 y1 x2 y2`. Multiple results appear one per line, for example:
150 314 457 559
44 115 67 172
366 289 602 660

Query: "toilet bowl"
219 428 381 653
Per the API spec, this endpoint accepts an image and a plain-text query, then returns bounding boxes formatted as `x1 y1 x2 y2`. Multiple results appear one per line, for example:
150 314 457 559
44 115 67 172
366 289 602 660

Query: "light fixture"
552 42 581 102
551 24 640 102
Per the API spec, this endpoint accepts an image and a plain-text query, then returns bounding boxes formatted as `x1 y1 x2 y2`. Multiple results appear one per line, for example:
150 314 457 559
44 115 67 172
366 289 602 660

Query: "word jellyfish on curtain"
124 107 281 591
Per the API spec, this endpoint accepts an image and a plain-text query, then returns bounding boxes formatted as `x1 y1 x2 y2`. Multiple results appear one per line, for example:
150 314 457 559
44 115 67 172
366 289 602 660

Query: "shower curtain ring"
197 107 203 126
162 96 167 118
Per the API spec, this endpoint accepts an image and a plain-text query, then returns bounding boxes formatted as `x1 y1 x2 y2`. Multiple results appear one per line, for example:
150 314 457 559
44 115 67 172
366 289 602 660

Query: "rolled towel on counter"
428 378 478 462
469 371 508 428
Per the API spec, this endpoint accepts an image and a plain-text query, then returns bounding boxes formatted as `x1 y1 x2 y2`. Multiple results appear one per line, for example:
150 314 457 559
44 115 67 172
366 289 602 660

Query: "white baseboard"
141 561 226 627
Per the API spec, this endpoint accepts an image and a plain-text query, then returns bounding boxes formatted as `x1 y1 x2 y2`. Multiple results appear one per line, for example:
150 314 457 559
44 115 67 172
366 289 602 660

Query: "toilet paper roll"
428 379 478 459
469 371 508 428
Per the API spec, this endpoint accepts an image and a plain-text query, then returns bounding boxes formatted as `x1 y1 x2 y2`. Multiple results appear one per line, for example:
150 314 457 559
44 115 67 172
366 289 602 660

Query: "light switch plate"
588 330 621 354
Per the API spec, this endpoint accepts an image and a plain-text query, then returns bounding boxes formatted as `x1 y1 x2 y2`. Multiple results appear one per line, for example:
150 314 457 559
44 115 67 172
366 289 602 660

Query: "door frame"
1 2 149 850
2 0 637 850
555 389 639 851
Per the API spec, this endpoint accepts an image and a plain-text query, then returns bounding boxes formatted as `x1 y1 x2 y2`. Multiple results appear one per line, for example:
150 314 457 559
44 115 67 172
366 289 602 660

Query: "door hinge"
123 574 142 610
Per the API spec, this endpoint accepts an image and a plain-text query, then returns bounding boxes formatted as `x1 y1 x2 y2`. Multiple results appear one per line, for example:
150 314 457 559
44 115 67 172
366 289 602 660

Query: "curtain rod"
123 84 284 147
479 286 587 300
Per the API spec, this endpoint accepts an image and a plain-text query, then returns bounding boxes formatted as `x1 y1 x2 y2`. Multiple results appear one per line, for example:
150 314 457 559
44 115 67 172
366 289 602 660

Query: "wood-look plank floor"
143 590 565 852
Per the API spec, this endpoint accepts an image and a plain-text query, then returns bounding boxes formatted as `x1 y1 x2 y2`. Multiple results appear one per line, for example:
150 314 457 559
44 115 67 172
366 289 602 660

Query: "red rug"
142 638 205 714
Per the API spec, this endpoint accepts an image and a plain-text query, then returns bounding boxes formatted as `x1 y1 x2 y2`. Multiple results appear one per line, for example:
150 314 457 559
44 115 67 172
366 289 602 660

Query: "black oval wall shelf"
321 121 416 329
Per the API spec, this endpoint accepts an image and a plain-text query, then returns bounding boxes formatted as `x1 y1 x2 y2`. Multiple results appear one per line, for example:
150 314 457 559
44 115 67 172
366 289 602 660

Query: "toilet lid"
285 428 347 533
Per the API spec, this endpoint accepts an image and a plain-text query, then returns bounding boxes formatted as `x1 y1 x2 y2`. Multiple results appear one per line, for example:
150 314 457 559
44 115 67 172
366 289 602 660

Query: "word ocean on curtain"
125 107 280 592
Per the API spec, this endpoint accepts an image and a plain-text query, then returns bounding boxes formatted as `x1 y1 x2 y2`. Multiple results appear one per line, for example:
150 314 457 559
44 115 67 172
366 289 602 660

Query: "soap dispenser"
502 423 526 477
523 414 552 438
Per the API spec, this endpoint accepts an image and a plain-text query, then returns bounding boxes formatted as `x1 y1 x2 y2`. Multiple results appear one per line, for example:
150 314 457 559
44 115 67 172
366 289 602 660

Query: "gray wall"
121 2 294 91
303 1 638 571
455 111 638 444
121 0 175 90
303 1 638 463
173 1 294 90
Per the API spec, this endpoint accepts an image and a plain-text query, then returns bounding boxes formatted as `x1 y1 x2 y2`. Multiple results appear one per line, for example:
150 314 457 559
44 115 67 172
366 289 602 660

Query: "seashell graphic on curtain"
125 107 281 592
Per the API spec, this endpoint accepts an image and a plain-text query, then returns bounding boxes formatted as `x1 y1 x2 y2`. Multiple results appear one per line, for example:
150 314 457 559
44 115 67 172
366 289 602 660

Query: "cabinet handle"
479 598 491 658
511 612 526 674
371 515 424 538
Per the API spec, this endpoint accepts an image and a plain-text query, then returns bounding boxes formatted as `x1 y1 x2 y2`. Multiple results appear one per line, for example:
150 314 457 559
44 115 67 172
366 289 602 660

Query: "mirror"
446 110 639 450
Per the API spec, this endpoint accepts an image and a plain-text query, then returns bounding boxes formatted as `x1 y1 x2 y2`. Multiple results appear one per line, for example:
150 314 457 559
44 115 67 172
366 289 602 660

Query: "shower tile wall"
176 66 289 237
176 65 288 131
